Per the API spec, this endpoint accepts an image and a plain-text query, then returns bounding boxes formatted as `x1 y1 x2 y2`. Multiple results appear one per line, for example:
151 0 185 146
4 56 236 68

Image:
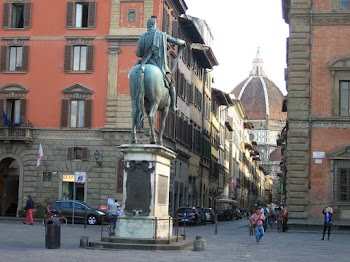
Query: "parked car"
47 200 108 225
175 207 201 225
195 206 207 225
204 208 216 224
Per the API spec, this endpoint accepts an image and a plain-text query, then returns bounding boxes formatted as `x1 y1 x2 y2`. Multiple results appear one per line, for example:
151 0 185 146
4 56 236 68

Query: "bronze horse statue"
129 64 170 145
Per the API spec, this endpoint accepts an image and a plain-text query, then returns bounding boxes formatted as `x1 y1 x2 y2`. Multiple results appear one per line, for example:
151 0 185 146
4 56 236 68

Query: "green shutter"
2 3 10 29
88 2 96 28
0 46 8 72
21 46 29 72
61 99 69 128
67 147 73 160
24 3 32 29
66 2 74 28
20 99 27 124
84 99 92 128
86 45 94 72
64 45 72 72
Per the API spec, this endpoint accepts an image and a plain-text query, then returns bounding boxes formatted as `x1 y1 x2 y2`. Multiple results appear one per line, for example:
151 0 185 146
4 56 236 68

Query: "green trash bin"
45 217 60 249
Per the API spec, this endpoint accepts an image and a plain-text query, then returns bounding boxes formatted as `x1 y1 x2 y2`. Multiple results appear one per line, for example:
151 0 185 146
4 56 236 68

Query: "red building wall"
0 0 111 128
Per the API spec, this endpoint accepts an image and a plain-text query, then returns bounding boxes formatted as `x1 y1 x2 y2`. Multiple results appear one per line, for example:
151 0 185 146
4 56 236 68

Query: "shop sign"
75 172 86 183
63 174 75 182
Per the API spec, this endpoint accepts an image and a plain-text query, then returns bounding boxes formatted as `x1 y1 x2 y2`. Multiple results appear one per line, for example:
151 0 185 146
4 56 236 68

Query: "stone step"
86 238 192 251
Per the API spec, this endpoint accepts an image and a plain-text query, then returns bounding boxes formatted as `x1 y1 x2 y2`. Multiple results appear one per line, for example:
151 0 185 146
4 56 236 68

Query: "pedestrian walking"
275 207 283 232
250 207 266 244
23 195 35 225
108 199 120 235
260 205 270 232
321 206 333 240
282 207 288 232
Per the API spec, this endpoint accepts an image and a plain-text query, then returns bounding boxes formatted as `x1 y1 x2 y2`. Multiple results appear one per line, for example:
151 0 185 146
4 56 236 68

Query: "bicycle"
43 207 68 227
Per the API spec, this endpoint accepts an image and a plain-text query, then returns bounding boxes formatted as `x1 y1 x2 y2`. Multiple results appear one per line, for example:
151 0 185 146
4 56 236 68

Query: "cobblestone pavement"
1 217 350 262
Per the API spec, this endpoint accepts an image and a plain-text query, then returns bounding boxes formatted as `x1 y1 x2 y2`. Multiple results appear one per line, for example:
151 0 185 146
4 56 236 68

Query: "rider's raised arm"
166 35 186 47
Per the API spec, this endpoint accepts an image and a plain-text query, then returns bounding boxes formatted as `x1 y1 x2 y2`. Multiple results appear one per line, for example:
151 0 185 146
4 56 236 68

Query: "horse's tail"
134 67 145 128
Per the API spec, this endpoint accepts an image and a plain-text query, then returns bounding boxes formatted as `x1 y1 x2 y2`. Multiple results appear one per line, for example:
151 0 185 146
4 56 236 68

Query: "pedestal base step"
84 236 192 251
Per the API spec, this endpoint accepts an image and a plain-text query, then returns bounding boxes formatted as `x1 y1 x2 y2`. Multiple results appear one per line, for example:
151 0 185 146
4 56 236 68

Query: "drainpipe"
308 0 313 190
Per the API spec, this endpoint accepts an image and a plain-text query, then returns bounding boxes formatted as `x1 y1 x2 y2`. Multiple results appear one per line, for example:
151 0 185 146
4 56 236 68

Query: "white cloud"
185 0 289 95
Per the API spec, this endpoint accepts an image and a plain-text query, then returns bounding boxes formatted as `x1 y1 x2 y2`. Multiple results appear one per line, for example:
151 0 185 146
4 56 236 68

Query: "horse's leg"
158 106 169 145
131 107 137 144
147 105 158 144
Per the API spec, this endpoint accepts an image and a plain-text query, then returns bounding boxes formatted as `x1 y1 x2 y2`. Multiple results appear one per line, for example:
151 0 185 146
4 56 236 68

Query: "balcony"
0 125 33 142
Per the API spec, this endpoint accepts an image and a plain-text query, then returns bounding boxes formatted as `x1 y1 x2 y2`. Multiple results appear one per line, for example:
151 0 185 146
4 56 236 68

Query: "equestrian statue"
129 16 186 145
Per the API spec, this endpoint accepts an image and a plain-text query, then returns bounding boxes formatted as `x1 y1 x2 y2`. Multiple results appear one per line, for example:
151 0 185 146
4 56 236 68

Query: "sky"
184 0 289 95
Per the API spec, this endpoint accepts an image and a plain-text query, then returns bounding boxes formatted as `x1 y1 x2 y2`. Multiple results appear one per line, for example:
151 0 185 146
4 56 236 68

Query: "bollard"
193 236 206 251
80 236 89 247
45 217 61 249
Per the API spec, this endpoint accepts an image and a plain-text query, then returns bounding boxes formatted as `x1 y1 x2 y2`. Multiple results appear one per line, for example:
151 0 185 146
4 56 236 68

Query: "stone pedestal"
116 144 176 239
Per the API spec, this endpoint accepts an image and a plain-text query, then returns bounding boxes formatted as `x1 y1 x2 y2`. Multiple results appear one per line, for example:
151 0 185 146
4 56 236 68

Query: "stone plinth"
116 144 176 239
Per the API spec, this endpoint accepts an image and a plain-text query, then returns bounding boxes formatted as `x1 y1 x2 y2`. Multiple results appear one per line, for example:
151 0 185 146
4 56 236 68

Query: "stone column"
116 144 176 239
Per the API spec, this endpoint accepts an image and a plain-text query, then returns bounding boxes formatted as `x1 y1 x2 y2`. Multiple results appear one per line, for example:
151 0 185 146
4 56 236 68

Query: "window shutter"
0 46 8 72
0 99 4 124
67 147 73 160
66 2 74 28
82 147 89 160
2 3 10 29
86 45 94 72
64 45 72 72
60 99 69 128
19 99 27 124
21 46 29 72
84 99 92 128
88 2 96 28
24 3 32 29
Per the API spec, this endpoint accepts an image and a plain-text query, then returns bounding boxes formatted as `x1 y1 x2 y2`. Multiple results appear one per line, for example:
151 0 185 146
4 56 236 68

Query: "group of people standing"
249 205 288 244
249 204 334 244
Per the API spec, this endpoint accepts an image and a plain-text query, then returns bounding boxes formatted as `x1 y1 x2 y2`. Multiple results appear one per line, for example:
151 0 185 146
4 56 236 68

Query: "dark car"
195 206 207 225
204 208 216 224
48 200 108 225
175 207 201 225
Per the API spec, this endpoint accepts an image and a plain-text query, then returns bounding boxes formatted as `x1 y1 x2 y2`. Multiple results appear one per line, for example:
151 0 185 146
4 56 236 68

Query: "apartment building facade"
282 0 350 225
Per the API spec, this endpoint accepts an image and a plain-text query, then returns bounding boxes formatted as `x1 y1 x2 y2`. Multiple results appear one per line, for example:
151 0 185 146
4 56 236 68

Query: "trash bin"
45 217 60 249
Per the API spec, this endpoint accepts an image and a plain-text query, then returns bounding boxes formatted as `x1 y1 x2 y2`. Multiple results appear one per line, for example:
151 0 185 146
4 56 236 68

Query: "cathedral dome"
230 49 286 121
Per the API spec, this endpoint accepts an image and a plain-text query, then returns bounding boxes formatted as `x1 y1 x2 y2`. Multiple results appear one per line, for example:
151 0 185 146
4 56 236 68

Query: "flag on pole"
37 143 44 167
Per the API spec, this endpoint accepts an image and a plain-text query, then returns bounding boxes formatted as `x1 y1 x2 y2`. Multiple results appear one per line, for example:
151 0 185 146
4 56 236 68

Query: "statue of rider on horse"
129 16 186 145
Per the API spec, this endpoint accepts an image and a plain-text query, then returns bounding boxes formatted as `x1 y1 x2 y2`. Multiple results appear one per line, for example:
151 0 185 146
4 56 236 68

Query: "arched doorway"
0 157 21 217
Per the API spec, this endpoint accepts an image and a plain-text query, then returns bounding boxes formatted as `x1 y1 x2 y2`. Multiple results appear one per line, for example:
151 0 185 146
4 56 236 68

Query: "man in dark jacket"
23 195 35 225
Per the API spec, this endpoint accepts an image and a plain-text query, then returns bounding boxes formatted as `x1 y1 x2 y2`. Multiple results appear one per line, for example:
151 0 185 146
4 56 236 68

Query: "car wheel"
87 215 97 225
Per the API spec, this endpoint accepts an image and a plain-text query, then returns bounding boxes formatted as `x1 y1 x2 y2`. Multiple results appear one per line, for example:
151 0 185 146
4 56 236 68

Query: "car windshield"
177 208 194 213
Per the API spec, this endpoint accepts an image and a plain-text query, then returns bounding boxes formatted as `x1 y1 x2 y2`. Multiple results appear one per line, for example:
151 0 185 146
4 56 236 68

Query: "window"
67 146 89 160
340 0 350 10
6 99 21 124
70 100 85 127
66 1 96 29
61 84 93 128
340 81 350 116
2 2 31 29
43 172 52 182
329 57 350 116
73 46 87 71
333 160 350 202
0 45 29 73
64 45 94 73
61 99 92 128
0 84 28 126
